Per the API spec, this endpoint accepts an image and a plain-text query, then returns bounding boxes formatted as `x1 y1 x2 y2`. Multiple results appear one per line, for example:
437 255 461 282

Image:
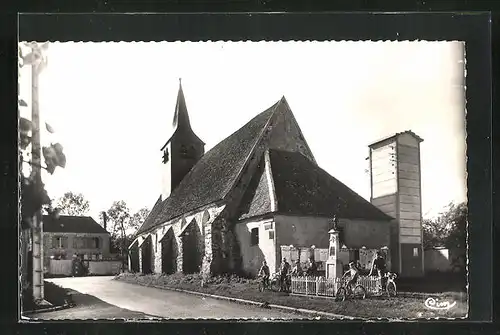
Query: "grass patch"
114 273 468 319
22 281 73 312
44 280 73 306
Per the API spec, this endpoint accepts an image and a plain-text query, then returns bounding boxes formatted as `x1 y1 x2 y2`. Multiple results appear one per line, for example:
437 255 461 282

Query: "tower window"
413 247 419 257
180 145 196 159
162 148 169 164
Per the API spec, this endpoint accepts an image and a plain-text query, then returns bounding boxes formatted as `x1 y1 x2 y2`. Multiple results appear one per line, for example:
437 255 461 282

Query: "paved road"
36 276 302 320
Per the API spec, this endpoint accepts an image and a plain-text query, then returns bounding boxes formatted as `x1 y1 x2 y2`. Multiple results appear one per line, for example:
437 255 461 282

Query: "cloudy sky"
19 41 466 221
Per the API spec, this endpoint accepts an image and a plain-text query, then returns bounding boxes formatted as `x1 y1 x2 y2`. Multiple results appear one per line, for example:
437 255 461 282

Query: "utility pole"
27 42 49 303
120 219 126 273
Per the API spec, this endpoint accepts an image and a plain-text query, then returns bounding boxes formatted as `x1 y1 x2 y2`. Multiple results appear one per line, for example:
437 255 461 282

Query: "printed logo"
424 297 457 311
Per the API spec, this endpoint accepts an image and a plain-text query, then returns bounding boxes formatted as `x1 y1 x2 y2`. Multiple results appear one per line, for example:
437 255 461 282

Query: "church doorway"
161 228 178 274
140 235 153 274
129 241 140 273
181 220 202 274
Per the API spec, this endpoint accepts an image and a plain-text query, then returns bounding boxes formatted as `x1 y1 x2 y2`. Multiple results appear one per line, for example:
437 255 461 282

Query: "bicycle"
370 272 397 297
335 278 366 302
278 273 292 293
384 272 397 297
258 273 278 292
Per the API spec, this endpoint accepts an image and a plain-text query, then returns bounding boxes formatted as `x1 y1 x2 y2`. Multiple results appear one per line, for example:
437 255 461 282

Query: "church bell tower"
160 79 205 200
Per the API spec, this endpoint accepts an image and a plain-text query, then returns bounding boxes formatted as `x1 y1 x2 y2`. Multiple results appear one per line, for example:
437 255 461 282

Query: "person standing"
369 251 387 292
291 260 303 276
306 256 318 276
258 260 270 288
279 258 291 291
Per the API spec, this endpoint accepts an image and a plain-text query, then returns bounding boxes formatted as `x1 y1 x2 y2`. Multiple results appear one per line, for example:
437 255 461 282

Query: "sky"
18 41 467 221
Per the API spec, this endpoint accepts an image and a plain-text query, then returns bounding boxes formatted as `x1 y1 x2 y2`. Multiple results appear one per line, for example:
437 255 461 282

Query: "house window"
250 228 259 246
52 236 68 249
73 237 100 249
73 237 82 249
413 247 419 257
268 231 274 240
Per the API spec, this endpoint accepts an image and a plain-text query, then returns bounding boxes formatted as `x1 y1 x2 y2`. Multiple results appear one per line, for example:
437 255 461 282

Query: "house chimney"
102 211 107 231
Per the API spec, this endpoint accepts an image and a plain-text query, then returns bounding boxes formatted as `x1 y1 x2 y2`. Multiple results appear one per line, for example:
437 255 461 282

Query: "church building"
128 81 425 278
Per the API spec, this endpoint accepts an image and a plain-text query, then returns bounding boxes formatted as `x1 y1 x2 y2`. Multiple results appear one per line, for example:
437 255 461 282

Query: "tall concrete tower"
368 131 424 277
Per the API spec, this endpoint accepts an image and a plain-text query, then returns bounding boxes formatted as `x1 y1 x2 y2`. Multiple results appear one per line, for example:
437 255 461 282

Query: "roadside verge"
114 276 360 320
22 281 75 316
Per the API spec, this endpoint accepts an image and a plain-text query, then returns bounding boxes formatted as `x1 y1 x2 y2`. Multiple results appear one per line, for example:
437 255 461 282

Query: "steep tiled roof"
137 195 164 235
43 215 109 234
268 149 393 221
136 100 280 234
237 156 272 220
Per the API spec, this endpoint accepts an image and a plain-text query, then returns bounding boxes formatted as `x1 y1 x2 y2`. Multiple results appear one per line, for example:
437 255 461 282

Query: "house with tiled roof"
42 215 111 272
129 81 425 278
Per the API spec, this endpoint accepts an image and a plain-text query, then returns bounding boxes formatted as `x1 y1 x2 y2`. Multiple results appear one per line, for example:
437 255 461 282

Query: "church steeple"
171 78 192 132
160 80 205 200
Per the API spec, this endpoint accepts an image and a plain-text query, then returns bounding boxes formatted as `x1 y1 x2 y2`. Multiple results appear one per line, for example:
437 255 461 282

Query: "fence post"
315 277 319 296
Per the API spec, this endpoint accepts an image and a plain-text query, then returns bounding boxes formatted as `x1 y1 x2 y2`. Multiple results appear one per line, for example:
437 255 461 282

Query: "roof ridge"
135 98 287 235
223 99 283 198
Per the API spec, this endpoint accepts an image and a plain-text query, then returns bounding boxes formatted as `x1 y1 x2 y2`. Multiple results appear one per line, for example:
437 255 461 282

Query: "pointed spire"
172 78 191 130
161 79 198 150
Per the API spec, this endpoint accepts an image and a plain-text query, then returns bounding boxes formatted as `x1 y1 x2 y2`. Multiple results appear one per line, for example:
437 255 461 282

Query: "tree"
128 207 150 233
423 201 467 252
105 201 131 238
422 217 449 249
19 42 66 302
442 202 467 251
18 43 66 229
54 192 90 216
104 200 133 263
103 203 150 270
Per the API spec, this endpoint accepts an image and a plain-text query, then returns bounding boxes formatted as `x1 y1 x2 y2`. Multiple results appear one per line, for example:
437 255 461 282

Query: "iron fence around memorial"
290 275 380 297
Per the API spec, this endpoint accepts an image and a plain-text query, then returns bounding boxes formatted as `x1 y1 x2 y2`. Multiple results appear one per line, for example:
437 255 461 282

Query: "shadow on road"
24 289 159 320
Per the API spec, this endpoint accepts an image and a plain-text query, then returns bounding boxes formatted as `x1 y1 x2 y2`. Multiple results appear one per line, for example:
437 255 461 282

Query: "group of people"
258 256 320 291
258 250 388 293
342 251 387 292
71 254 88 277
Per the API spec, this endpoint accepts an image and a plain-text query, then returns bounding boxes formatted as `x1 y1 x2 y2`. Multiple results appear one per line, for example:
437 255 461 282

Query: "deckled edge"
463 40 470 320
18 40 469 322
18 40 466 44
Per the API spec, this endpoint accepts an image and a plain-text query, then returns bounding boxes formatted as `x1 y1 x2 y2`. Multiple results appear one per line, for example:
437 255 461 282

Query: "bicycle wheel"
386 281 397 297
353 285 366 300
335 287 347 302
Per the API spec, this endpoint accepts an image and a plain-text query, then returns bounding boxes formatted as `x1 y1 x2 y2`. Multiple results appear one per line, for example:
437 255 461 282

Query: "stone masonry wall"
153 230 162 274
141 203 224 277
138 245 143 273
